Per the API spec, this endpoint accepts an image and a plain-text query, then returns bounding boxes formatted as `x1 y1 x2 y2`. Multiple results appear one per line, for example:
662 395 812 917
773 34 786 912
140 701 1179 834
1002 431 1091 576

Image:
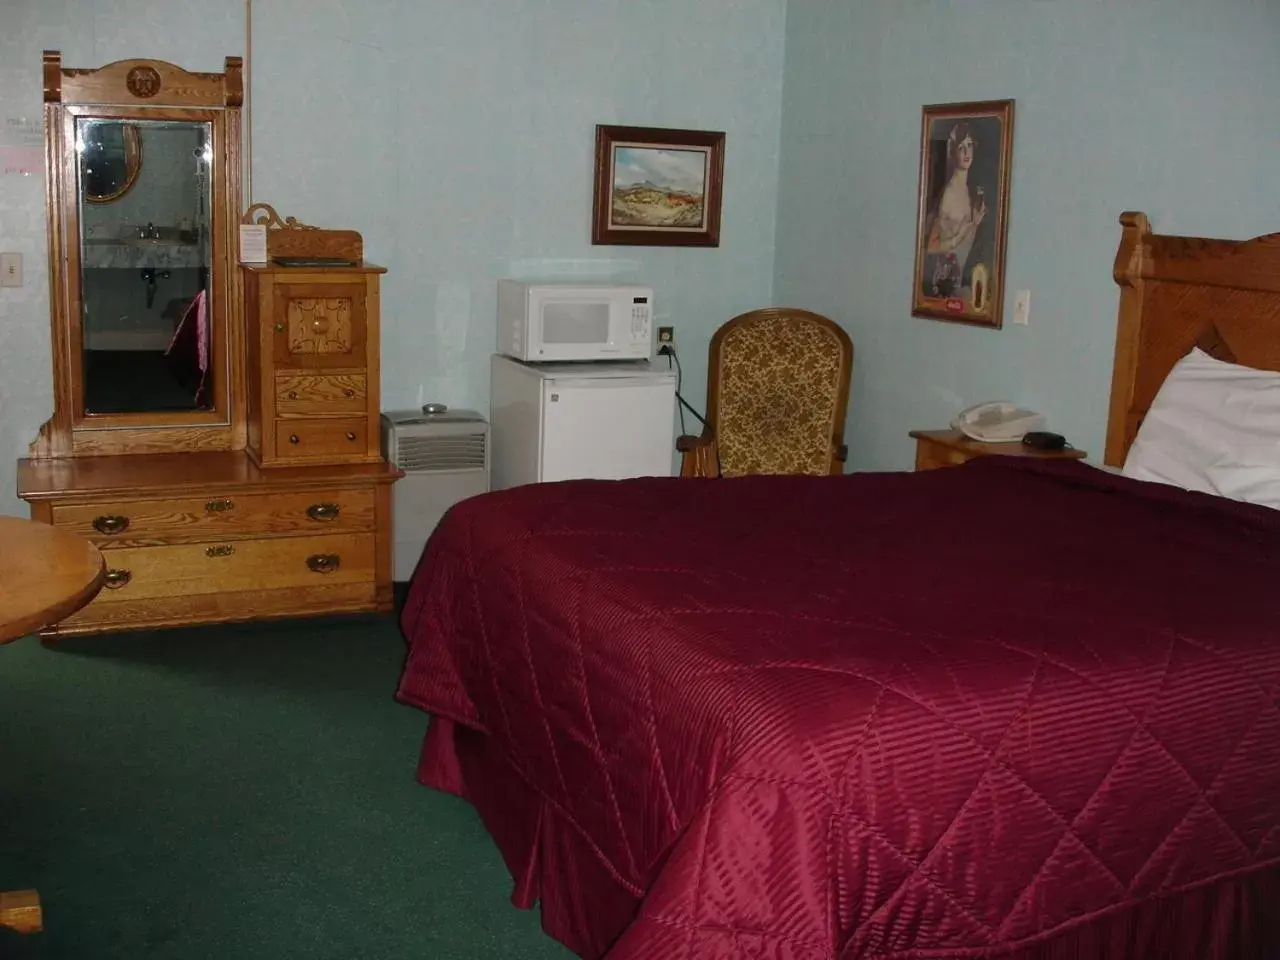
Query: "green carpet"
0 611 575 960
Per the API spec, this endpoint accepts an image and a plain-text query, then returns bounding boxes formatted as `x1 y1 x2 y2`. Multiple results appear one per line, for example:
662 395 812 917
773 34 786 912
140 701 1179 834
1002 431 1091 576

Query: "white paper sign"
239 224 268 263
3 116 42 147
2 117 43 176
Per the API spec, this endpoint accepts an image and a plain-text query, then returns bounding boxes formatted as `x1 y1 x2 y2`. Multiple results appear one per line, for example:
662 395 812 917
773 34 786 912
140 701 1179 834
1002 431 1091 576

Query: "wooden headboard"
1105 211 1280 466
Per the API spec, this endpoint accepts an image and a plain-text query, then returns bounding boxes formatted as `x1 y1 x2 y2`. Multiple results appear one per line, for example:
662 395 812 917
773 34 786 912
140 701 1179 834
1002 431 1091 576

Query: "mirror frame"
32 51 244 460
82 122 143 204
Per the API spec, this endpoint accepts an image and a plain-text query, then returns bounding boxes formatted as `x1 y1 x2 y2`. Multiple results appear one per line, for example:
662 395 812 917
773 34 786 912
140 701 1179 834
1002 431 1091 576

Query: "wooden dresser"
16 54 400 639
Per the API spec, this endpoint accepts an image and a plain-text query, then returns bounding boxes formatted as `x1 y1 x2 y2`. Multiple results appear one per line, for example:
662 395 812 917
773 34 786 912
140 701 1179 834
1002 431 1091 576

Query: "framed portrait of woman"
911 100 1015 328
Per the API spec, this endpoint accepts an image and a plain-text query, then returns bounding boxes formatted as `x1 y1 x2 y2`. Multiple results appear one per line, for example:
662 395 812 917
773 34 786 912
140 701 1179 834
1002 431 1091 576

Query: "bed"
396 212 1280 959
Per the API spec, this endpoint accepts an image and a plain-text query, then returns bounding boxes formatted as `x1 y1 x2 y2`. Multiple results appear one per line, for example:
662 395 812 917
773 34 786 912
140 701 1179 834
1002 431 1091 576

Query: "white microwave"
497 280 654 362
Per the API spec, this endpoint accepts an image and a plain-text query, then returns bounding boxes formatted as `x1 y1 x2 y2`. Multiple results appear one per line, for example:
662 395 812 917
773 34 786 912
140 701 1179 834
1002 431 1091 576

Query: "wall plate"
0 252 22 288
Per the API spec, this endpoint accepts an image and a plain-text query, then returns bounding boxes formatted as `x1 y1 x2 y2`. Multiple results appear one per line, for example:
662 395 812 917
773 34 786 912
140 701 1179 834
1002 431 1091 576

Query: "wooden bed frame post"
1105 212 1152 466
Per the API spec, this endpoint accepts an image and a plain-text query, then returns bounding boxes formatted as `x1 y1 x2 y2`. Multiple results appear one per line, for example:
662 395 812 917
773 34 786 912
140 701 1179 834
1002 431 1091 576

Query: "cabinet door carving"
271 283 367 369
288 298 354 355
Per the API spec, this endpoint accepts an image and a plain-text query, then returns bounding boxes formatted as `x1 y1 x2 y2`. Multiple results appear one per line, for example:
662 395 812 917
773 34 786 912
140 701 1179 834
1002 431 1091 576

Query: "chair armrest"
677 433 719 478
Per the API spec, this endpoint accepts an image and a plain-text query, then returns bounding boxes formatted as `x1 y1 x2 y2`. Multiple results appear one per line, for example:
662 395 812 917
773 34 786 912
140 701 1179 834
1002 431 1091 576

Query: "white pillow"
1122 347 1280 509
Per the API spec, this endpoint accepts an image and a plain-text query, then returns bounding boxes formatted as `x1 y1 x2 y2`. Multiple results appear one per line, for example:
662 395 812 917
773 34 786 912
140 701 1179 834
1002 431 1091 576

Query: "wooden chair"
677 308 853 478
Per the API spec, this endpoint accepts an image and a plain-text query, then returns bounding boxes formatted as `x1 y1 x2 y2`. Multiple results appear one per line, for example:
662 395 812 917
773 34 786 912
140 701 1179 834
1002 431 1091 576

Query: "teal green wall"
249 0 787 423
774 0 1280 470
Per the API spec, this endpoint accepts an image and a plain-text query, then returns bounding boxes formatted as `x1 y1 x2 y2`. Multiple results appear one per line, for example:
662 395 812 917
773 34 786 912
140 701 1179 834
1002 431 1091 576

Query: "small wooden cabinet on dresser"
243 261 386 468
15 53 400 640
910 429 1087 471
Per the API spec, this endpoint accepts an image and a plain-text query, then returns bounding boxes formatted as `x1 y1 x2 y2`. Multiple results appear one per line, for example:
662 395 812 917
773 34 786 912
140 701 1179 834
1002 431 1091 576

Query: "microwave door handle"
527 299 543 349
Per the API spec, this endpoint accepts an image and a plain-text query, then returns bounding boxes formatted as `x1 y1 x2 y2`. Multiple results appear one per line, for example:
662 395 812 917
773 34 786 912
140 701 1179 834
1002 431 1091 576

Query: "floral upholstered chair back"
677 309 854 478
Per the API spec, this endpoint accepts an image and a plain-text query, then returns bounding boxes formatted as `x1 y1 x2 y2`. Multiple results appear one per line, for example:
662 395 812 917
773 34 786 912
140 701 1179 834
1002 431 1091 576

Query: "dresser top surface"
17 451 401 501
241 261 386 275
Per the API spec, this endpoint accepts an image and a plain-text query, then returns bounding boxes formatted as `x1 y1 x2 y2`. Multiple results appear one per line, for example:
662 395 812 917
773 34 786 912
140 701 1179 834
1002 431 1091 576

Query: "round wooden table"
0 516 104 934
0 516 105 643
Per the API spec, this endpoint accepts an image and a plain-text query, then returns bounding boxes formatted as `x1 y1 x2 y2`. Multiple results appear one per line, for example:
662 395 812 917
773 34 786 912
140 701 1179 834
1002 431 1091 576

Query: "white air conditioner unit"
381 407 490 581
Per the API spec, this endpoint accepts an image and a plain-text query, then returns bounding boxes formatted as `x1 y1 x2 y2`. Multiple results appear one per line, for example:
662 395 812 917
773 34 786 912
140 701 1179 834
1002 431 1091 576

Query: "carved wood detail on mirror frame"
32 51 245 460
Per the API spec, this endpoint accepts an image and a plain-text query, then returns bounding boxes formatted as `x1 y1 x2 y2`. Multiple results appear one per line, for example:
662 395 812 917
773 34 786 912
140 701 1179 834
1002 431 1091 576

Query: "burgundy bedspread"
396 458 1280 959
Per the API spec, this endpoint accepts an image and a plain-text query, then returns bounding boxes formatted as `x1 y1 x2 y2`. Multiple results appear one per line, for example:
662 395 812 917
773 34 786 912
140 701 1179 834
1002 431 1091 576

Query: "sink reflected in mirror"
84 227 197 245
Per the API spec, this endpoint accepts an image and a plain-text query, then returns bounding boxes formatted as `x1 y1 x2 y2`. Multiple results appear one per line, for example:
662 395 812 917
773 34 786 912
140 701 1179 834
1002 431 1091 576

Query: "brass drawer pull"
287 391 298 400
205 499 234 513
345 432 357 441
306 554 341 574
343 388 355 398
289 434 300 444
103 569 132 590
306 503 340 522
274 322 285 332
92 515 130 535
206 544 235 558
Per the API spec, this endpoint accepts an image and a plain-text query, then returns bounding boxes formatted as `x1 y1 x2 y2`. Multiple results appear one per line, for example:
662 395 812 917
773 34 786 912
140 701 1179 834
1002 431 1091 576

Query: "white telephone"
952 401 1046 443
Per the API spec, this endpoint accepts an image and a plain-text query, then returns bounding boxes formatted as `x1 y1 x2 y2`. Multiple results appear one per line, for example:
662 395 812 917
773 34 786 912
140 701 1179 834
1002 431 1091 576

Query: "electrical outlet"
0 252 21 288
657 326 675 345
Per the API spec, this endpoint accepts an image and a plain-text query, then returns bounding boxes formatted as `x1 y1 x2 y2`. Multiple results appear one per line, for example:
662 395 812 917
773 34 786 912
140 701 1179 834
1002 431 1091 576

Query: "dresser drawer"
90 532 375 603
274 418 369 462
276 373 367 415
51 488 376 545
51 581 382 636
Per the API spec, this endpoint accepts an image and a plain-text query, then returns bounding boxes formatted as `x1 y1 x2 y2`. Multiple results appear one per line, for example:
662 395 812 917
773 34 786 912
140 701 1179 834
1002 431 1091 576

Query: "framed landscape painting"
592 125 725 247
911 99 1015 328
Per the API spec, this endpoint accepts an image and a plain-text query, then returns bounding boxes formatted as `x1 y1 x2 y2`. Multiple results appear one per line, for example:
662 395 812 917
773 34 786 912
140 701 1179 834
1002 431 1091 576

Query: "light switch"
0 253 22 288
1013 289 1031 325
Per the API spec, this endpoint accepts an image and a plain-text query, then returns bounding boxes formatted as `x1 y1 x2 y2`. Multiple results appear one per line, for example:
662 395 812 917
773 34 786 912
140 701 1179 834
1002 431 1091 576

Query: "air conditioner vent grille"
396 432 487 473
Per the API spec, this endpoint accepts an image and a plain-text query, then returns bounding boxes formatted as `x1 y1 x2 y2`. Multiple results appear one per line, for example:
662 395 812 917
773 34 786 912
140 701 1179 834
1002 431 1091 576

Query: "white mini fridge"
490 354 677 489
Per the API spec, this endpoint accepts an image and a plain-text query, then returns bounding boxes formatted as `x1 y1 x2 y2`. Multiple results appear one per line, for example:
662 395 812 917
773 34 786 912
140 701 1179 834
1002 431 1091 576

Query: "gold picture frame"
911 100 1014 328
82 122 143 204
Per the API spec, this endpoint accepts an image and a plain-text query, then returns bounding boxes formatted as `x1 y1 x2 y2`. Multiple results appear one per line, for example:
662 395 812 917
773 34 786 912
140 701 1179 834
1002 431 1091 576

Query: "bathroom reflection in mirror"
77 118 215 415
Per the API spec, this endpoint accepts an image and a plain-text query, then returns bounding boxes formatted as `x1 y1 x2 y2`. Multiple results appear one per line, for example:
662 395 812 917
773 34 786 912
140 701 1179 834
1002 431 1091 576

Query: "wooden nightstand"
909 429 1087 472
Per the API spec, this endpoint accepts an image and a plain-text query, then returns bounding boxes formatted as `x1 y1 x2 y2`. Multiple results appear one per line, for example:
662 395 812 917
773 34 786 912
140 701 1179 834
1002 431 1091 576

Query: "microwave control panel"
631 302 651 340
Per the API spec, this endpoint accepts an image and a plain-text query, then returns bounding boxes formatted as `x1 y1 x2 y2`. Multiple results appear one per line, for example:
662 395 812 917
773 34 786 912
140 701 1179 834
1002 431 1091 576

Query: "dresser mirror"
33 52 243 459
78 118 215 415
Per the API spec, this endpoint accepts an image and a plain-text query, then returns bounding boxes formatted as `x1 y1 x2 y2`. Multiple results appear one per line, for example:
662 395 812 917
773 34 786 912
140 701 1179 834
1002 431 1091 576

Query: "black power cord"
659 344 705 434
659 343 720 476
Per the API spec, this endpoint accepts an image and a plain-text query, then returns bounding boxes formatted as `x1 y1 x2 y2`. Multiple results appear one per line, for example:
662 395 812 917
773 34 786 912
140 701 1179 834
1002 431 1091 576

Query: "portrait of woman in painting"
912 101 1014 328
